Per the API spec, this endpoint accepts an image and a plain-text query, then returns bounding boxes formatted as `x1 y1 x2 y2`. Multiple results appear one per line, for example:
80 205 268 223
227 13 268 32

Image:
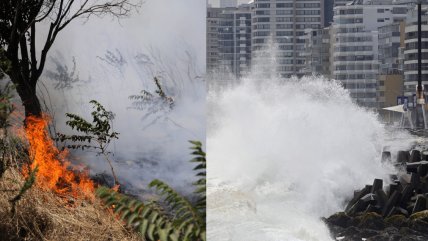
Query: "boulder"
422 151 428 161
371 179 383 194
410 150 422 163
398 227 428 240
418 163 428 177
410 210 428 222
356 212 386 230
365 204 381 214
348 199 369 216
366 227 401 241
375 189 388 208
325 212 352 228
381 151 392 163
338 226 380 240
388 183 399 198
397 151 410 163
345 185 372 214
383 191 402 217
412 195 427 214
385 214 408 228
387 207 409 217
409 219 428 233
400 185 415 206
406 161 428 174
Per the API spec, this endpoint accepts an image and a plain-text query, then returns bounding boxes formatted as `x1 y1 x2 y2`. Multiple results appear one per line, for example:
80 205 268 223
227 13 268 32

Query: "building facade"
403 6 428 99
332 3 408 108
218 4 252 77
207 4 252 78
251 0 324 78
378 22 405 75
207 7 222 75
324 0 355 27
378 21 406 108
302 27 332 77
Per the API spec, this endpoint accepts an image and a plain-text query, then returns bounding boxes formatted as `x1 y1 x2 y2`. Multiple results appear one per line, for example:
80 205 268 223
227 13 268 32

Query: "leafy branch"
129 77 174 128
57 100 120 186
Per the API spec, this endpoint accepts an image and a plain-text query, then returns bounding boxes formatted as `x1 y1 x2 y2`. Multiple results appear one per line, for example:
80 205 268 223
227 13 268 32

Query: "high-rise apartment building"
302 27 332 77
403 6 428 99
379 22 405 75
207 8 222 75
332 3 408 108
378 21 406 108
206 4 252 78
324 0 354 27
252 0 324 78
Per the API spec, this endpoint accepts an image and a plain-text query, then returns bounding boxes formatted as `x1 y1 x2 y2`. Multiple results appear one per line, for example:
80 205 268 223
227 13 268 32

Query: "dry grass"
0 168 141 241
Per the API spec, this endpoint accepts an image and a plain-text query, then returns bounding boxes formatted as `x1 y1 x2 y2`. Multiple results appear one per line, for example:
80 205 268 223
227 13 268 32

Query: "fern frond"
97 140 206 241
149 179 204 240
96 186 177 241
189 140 206 215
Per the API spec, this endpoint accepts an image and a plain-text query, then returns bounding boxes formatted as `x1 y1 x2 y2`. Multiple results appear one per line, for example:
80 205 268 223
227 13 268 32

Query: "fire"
24 114 94 198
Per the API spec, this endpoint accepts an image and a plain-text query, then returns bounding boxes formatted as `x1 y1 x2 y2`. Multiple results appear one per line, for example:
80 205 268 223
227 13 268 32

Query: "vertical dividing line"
418 3 422 91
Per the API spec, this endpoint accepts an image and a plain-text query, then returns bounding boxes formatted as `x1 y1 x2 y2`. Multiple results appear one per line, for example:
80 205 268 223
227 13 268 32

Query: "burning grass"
0 167 139 241
0 114 140 240
24 115 94 198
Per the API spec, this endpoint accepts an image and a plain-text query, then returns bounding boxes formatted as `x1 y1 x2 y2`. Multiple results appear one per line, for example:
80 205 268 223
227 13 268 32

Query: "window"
256 3 270 8
392 7 407 14
255 10 270 15
276 10 293 15
255 17 270 23
276 3 293 8
276 31 293 36
253 39 265 44
377 9 384 13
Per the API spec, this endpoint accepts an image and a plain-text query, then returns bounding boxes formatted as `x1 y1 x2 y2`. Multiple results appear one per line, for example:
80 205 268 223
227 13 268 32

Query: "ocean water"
207 71 413 240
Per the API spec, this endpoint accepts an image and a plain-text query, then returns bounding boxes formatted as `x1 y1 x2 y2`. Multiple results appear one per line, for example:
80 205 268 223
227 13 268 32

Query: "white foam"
207 72 412 240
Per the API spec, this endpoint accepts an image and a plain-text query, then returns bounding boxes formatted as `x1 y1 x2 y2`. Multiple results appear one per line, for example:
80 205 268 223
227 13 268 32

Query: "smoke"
207 51 413 239
30 0 206 195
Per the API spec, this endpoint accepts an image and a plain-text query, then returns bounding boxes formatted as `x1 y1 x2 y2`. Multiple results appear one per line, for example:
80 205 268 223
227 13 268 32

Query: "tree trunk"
10 73 42 118
16 84 41 118
7 38 42 120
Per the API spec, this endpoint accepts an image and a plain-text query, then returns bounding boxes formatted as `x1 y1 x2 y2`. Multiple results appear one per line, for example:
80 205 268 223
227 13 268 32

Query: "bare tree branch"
0 0 141 117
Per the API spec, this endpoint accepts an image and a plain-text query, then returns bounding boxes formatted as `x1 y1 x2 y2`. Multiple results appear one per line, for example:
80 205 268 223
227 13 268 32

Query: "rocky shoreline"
324 149 428 241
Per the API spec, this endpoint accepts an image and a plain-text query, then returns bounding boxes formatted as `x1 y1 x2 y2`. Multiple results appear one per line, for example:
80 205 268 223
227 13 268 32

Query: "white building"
251 0 324 78
332 3 408 107
302 27 332 77
403 5 428 98
207 7 222 75
207 4 253 78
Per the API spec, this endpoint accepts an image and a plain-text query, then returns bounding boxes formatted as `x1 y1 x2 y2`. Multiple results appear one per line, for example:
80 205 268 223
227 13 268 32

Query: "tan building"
378 21 406 109
378 74 404 107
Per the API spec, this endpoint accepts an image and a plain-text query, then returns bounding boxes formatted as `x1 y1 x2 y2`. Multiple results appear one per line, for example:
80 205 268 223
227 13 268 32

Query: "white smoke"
207 64 413 239
31 0 206 194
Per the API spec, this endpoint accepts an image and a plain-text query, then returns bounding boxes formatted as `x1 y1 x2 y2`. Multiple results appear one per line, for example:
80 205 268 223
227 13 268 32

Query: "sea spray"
207 75 413 240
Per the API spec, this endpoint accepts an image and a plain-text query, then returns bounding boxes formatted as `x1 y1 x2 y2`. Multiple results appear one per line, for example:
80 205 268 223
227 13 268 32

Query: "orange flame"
24 114 94 198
